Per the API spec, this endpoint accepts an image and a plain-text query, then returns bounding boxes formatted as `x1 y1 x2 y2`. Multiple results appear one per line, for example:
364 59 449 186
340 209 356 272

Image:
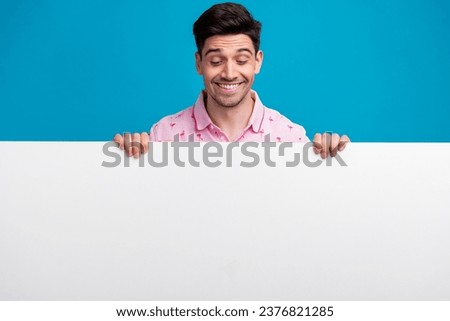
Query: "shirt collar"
193 90 265 133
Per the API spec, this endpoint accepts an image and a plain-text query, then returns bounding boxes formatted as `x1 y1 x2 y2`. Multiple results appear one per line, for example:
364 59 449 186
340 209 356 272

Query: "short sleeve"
149 122 159 142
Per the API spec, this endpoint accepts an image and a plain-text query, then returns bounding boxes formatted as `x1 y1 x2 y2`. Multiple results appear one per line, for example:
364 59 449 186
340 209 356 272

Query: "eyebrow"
204 48 254 57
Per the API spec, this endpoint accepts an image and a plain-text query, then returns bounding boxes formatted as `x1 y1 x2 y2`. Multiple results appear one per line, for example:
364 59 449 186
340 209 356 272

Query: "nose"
221 61 238 81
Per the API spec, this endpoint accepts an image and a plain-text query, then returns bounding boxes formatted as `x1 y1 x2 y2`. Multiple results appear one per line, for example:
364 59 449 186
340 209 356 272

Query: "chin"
216 96 245 108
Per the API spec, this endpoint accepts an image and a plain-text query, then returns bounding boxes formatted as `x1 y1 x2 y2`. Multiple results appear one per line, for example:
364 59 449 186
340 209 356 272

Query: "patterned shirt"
149 90 309 142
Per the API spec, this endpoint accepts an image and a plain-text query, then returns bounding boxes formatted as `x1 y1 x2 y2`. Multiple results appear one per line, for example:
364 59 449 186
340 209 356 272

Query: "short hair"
193 2 262 57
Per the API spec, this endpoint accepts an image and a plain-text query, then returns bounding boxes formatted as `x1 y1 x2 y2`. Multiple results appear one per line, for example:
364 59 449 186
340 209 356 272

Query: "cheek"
203 72 214 84
204 69 221 83
243 67 256 80
200 69 211 80
242 63 257 76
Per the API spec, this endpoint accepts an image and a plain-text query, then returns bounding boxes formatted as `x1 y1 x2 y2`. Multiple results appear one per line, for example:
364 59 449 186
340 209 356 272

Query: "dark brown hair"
193 2 262 57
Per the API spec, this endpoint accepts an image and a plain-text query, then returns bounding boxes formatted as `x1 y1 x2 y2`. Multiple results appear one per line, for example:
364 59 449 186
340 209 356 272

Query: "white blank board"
0 142 449 300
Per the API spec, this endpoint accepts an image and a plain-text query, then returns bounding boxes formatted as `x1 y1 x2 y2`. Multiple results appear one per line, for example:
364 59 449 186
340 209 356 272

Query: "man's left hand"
313 133 350 159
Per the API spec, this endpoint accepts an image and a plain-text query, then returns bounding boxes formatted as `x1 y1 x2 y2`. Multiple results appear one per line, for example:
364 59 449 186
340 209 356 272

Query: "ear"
195 52 203 75
254 50 264 74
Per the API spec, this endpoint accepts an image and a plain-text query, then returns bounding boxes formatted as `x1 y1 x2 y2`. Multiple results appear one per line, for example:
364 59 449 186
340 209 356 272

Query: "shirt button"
209 125 214 130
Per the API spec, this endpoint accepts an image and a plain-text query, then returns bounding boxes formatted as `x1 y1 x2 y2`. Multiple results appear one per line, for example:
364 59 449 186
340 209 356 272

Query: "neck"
205 91 254 141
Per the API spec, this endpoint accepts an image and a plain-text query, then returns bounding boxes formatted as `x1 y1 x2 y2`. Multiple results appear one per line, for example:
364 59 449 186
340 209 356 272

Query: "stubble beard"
209 83 251 109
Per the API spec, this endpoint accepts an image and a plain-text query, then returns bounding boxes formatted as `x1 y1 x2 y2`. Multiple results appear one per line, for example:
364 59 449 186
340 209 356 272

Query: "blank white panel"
0 143 449 300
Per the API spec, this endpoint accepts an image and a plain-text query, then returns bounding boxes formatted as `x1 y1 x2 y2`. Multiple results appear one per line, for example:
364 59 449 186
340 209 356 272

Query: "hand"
313 132 350 159
113 132 149 158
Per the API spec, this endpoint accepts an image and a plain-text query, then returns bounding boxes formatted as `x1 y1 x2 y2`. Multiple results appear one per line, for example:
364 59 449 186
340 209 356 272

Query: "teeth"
218 83 240 90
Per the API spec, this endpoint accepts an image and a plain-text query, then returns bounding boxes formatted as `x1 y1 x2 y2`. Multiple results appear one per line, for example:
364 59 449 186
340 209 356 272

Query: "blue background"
1 0 449 141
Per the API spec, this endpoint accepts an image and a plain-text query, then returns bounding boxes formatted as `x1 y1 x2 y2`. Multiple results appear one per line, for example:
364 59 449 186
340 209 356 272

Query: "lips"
215 82 244 92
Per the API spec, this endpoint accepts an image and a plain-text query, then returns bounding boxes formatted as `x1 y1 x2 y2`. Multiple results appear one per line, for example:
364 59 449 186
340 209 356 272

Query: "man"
114 2 349 158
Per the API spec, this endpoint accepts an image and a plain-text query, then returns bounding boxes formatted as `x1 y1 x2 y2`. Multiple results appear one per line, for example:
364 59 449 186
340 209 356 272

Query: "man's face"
195 34 263 108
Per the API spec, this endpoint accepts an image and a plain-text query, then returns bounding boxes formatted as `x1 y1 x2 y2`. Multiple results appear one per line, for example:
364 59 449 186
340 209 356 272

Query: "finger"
113 133 124 150
313 133 322 154
330 133 340 157
338 134 350 151
321 133 331 159
132 132 141 158
141 132 149 154
124 132 132 157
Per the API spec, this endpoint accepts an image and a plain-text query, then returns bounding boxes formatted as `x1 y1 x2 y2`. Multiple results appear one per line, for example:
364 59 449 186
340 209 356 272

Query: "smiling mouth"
215 82 244 91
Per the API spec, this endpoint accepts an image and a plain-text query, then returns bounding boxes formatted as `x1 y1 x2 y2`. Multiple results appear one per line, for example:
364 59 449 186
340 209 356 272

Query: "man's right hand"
113 132 149 158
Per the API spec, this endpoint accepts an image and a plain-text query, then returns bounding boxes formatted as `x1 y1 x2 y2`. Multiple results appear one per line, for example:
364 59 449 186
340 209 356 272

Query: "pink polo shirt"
149 90 309 142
